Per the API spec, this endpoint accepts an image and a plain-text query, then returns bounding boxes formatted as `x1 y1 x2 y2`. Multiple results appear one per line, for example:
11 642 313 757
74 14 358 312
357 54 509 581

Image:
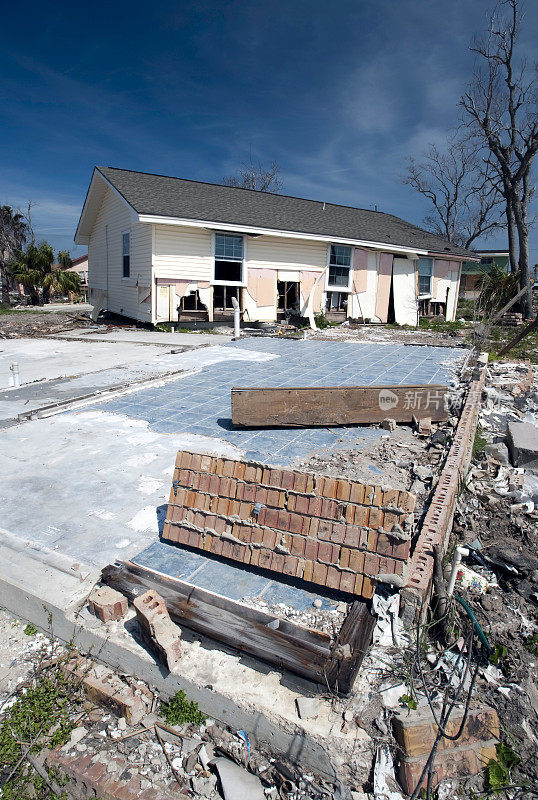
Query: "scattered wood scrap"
231 384 448 427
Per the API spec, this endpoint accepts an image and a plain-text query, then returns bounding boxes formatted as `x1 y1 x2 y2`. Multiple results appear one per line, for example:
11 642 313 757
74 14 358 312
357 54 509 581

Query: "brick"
258 507 279 528
89 586 128 623
367 530 378 551
304 538 319 560
258 549 273 570
312 562 328 585
244 463 263 483
382 488 399 506
290 535 306 557
302 560 314 582
376 533 392 556
478 744 498 766
294 472 314 494
66 659 151 725
233 461 246 481
319 477 338 499
200 453 215 472
348 550 365 573
321 498 339 519
361 576 374 598
339 570 356 594
336 479 351 502
317 519 333 541
330 522 346 543
221 540 234 559
279 470 296 490
295 559 305 579
326 566 341 590
393 717 434 757
249 548 261 567
133 590 182 671
308 496 323 517
353 573 364 595
343 524 361 547
340 547 351 569
318 541 337 564
350 506 369 526
283 555 299 577
393 539 411 560
266 488 286 508
368 507 384 529
270 552 285 573
349 482 366 504
398 490 416 512
260 528 277 549
364 551 380 575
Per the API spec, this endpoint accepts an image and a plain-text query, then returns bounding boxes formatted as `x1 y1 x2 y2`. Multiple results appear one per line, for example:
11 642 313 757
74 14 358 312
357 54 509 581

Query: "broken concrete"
507 420 538 471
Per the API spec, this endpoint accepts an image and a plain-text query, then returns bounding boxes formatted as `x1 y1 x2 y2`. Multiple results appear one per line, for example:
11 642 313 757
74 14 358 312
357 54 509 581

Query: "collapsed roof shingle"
97 166 474 257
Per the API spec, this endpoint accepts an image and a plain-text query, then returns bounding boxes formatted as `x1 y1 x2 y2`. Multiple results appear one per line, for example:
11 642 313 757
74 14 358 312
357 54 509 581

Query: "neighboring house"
74 167 476 327
62 254 89 301
459 250 510 300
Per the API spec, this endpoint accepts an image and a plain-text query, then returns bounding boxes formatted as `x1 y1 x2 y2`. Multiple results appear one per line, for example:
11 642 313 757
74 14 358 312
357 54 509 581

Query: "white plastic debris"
372 593 403 647
373 745 405 800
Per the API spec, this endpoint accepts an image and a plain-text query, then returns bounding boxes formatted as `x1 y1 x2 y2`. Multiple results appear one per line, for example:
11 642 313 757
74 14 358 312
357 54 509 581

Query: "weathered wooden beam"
102 561 333 685
231 384 448 427
497 313 538 357
324 601 377 694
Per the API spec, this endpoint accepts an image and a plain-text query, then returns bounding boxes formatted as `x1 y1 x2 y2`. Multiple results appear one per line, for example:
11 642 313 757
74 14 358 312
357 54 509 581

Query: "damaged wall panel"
162 451 416 600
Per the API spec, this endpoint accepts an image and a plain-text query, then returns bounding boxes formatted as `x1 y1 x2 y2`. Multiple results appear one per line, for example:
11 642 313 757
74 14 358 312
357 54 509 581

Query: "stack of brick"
393 704 500 793
162 451 416 598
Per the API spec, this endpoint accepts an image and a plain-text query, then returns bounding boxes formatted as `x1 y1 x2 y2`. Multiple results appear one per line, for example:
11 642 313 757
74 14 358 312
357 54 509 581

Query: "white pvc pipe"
447 546 469 597
10 362 20 389
231 297 240 339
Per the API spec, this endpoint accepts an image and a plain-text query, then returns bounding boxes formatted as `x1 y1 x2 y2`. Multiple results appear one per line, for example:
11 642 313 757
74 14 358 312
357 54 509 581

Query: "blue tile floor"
132 540 334 611
92 338 466 466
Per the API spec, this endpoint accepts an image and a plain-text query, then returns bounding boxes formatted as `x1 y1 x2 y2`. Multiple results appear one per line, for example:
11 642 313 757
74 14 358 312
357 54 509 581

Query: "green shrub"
160 689 206 726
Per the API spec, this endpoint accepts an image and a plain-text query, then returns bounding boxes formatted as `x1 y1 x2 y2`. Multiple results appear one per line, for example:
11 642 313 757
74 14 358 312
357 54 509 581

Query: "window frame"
417 257 433 297
326 244 353 291
121 230 131 280
212 232 247 287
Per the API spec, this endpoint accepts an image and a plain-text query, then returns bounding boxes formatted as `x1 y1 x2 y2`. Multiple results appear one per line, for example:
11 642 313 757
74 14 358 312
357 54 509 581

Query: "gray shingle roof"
97 166 473 258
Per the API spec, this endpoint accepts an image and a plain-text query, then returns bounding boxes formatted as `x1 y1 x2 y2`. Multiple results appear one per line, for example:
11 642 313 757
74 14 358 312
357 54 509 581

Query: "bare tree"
223 154 284 193
403 138 503 248
461 0 537 318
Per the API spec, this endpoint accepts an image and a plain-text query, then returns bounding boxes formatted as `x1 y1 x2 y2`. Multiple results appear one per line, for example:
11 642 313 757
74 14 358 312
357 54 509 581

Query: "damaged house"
75 166 474 326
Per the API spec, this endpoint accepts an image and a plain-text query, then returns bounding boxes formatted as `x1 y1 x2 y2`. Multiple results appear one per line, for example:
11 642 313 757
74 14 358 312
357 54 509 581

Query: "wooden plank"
102 561 333 685
324 601 377 694
231 384 448 427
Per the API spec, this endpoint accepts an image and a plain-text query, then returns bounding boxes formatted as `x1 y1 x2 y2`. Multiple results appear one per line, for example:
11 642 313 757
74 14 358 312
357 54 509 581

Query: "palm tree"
11 243 48 305
42 264 80 302
57 250 72 270
0 206 28 304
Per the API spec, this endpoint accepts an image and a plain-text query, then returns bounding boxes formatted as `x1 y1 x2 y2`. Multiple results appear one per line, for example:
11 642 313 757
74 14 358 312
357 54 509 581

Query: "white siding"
87 187 152 321
246 235 327 272
153 225 212 280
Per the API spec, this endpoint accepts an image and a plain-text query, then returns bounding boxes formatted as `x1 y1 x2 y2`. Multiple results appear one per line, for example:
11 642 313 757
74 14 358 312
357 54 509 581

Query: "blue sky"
1 0 537 260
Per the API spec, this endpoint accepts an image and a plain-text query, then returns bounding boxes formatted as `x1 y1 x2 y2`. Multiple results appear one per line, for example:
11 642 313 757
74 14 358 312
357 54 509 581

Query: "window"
328 245 352 288
418 257 433 295
214 233 244 284
122 231 130 278
326 291 348 313
277 281 299 312
213 285 240 312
